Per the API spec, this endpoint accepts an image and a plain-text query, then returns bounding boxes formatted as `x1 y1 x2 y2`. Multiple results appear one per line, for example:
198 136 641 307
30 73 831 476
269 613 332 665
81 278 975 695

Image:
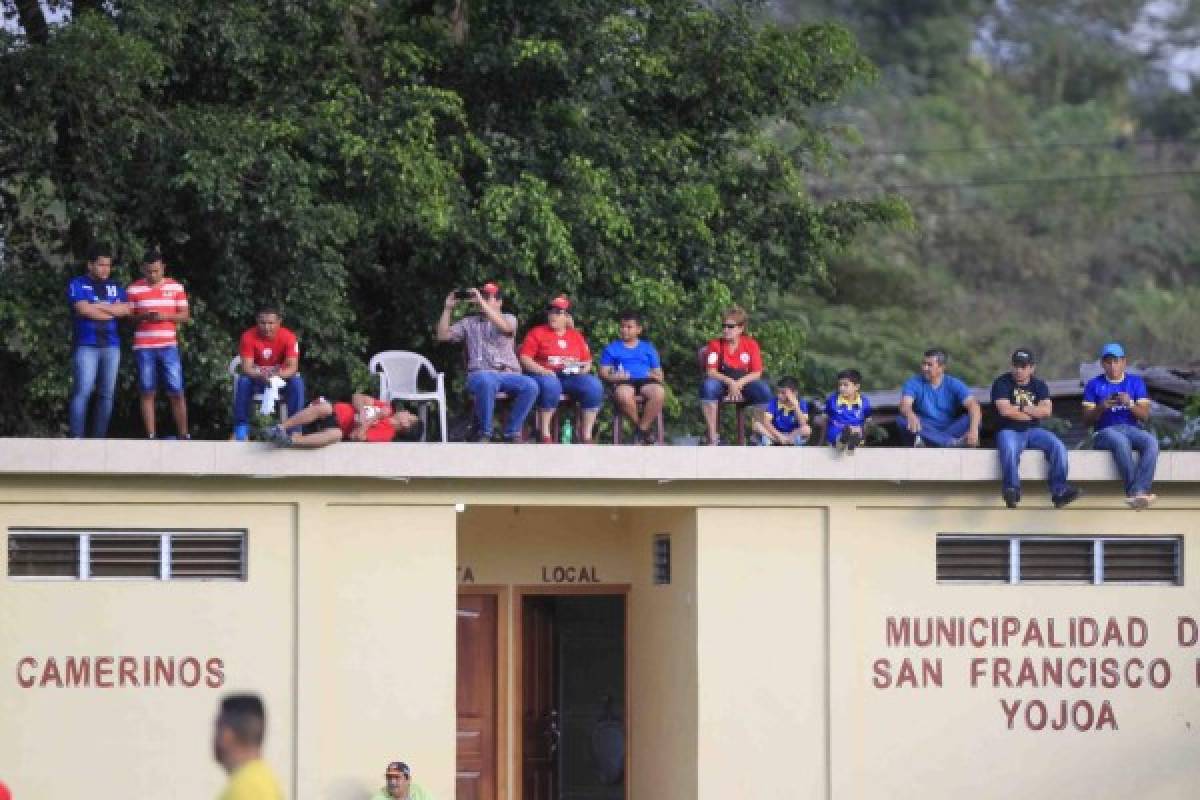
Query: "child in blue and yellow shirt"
754 376 811 445
824 368 871 451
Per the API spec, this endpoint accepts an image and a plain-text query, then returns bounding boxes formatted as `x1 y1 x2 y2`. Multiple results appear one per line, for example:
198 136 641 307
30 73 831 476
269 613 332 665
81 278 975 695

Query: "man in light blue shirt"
897 348 981 447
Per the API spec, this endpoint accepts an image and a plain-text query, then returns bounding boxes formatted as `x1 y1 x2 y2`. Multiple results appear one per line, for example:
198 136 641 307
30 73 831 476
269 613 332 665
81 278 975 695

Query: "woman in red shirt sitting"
700 305 773 445
518 295 604 443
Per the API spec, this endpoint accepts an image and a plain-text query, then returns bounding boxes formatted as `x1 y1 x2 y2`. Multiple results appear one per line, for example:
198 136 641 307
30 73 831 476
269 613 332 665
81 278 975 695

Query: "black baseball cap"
1011 349 1035 366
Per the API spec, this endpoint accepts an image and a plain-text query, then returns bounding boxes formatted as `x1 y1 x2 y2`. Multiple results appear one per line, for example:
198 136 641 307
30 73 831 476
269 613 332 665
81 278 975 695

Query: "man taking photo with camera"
435 281 538 443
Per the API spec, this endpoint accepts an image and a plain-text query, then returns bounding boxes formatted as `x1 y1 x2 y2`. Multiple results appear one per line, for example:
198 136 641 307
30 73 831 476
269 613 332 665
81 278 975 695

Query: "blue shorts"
135 347 185 395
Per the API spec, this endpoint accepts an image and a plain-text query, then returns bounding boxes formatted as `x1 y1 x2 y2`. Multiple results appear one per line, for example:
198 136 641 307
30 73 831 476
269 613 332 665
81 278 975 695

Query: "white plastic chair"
368 351 447 442
228 356 288 420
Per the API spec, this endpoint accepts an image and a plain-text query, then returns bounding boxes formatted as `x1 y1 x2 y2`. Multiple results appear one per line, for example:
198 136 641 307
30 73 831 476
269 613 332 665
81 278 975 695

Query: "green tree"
0 0 899 438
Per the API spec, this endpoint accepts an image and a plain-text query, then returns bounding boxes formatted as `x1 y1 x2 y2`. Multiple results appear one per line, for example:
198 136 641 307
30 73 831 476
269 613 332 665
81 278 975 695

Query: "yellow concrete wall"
457 505 634 586
830 503 1200 800
0 501 296 799
694 507 828 800
302 503 457 800
627 508 699 800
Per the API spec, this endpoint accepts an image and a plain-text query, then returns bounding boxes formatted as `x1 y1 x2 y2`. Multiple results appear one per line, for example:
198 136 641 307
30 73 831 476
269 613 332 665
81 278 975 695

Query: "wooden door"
522 596 558 800
457 593 498 800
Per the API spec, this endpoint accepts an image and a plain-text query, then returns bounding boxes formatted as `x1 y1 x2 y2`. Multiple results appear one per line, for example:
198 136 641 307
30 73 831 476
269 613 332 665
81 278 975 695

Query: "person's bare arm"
475 292 515 336
964 396 982 446
648 367 665 383
994 398 1033 422
520 354 554 376
1081 402 1103 425
899 396 920 432
1027 397 1053 420
1130 396 1152 422
278 355 299 380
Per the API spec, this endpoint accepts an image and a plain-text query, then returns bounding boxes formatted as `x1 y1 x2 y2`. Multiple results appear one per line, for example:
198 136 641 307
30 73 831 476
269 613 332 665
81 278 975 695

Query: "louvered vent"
1019 540 1093 582
171 534 245 580
936 537 1009 581
89 535 161 578
7 535 79 577
1104 539 1180 584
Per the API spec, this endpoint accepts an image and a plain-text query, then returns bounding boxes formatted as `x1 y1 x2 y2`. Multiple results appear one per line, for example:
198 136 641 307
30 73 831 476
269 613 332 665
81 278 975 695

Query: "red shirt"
519 325 592 371
332 401 397 443
239 327 300 369
704 336 762 374
127 277 188 350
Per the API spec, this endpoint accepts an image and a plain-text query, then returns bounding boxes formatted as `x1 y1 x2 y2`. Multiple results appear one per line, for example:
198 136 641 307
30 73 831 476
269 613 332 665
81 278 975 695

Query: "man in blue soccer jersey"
823 368 872 451
598 310 665 445
897 348 981 447
68 245 133 438
1083 342 1158 510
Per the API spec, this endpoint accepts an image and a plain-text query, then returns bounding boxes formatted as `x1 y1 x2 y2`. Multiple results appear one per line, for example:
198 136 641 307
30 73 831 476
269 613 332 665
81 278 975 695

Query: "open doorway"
520 592 627 800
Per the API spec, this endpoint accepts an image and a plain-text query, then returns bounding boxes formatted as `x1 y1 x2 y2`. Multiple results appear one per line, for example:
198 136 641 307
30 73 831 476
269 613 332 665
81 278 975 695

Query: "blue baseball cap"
1099 342 1125 360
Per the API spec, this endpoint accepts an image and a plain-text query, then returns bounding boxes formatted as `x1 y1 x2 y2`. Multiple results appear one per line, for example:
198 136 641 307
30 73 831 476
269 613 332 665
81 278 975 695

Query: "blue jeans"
699 377 772 406
896 413 969 447
467 370 538 437
529 372 604 411
233 373 306 425
70 346 120 438
1094 424 1158 496
996 428 1069 496
135 347 185 395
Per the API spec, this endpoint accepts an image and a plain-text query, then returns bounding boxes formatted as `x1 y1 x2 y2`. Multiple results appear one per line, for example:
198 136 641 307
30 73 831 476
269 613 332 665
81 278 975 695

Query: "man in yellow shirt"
214 693 285 800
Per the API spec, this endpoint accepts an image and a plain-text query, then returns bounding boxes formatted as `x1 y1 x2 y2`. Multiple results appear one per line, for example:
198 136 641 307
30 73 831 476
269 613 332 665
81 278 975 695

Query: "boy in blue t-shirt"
753 376 811 445
824 368 872 452
598 311 665 444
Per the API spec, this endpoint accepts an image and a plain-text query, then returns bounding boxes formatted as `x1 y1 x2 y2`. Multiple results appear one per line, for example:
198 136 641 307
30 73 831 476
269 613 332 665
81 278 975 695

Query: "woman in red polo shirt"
700 304 773 445
518 295 604 443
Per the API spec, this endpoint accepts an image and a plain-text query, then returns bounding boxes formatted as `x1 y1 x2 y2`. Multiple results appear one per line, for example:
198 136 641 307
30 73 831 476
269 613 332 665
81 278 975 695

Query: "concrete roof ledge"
0 439 1198 483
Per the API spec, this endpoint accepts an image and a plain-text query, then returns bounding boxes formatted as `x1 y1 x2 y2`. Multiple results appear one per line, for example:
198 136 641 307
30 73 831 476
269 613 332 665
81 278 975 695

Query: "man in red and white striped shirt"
127 248 191 438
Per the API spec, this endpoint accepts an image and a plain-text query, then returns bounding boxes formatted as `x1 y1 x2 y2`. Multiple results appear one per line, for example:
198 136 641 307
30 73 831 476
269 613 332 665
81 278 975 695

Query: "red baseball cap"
481 281 501 297
548 295 571 311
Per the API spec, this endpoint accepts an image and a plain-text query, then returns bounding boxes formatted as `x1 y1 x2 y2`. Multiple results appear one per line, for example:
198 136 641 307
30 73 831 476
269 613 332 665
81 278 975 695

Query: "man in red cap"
435 281 538 442
369 760 434 800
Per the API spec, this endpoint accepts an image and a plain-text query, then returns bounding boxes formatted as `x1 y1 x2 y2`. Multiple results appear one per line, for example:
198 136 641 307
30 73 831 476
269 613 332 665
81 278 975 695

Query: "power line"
913 186 1197 217
842 137 1198 158
824 167 1200 195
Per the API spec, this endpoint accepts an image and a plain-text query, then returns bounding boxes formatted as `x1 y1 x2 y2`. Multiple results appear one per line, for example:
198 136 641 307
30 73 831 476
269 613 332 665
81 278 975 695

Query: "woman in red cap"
518 295 604 443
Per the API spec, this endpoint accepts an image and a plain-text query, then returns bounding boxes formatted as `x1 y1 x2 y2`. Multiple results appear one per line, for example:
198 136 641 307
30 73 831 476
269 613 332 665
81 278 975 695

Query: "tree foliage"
768 0 1200 393
0 0 900 437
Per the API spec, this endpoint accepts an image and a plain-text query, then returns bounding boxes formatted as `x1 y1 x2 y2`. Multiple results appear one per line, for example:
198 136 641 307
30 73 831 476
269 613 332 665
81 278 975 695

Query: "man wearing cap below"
213 693 283 800
436 282 538 443
370 760 434 800
1083 342 1158 509
991 349 1081 509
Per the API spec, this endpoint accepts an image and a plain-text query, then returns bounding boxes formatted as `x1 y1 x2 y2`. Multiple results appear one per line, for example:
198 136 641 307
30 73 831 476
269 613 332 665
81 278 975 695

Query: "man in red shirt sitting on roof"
232 307 306 440
263 394 422 447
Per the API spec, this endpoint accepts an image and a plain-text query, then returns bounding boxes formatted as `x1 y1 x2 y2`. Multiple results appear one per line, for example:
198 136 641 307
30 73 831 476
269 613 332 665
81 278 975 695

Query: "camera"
454 288 473 299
